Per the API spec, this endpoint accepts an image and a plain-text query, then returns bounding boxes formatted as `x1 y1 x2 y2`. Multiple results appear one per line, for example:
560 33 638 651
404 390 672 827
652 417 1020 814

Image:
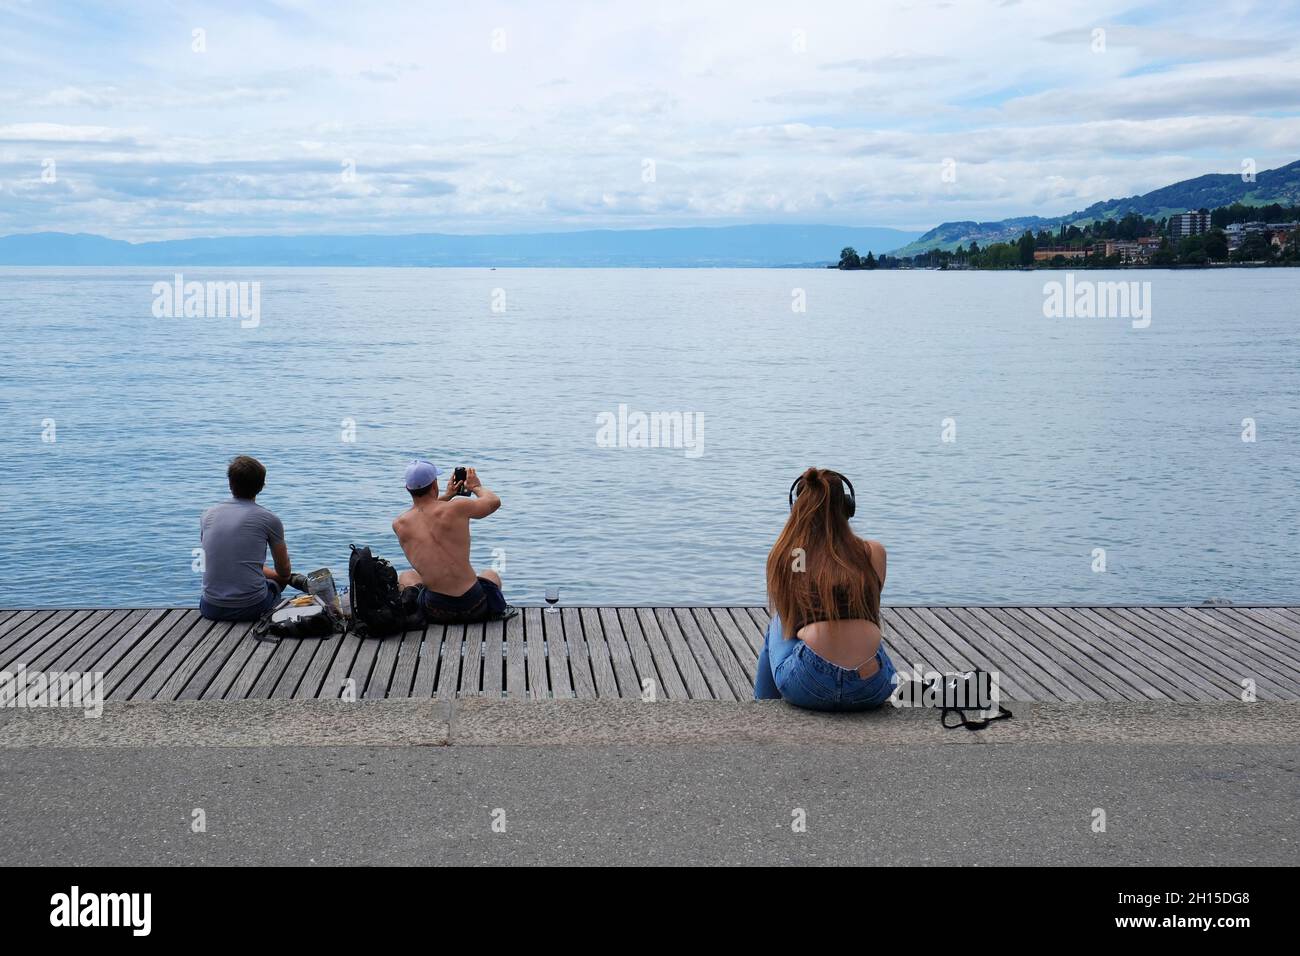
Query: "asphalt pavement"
1 700 1296 865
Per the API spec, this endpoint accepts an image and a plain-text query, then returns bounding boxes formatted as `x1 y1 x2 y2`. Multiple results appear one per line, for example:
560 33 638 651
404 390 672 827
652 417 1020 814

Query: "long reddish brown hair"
766 467 880 637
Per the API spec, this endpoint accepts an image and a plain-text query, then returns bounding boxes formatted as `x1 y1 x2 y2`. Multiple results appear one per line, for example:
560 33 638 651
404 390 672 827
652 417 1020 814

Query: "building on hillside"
1103 237 1161 263
1169 210 1211 238
1032 246 1089 261
1226 221 1268 251
1225 221 1299 251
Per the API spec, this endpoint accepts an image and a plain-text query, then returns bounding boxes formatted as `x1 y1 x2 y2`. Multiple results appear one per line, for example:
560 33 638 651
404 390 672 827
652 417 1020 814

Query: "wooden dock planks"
2 606 1296 703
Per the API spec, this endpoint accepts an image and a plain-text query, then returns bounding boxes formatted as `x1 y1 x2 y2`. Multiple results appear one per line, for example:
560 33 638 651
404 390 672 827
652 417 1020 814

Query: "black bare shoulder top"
787 544 879 633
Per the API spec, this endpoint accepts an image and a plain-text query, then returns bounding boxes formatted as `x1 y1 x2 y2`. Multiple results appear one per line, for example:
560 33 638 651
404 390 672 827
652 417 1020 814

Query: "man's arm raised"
457 467 500 519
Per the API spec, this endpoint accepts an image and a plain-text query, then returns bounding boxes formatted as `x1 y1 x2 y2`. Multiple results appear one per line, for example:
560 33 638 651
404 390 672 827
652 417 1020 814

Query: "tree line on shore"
836 203 1300 270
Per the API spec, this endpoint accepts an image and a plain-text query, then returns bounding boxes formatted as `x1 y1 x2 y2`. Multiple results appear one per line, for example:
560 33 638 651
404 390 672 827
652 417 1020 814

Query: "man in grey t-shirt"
199 456 306 621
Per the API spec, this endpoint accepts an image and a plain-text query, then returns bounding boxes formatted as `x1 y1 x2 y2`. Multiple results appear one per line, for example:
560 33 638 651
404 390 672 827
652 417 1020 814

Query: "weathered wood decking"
1 606 1298 703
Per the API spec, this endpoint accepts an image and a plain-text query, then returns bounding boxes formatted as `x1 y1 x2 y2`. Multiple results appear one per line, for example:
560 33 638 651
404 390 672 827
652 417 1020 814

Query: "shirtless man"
393 459 511 623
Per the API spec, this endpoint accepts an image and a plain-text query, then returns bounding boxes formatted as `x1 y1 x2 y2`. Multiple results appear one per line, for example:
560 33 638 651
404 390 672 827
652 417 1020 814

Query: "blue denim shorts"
778 643 898 711
756 613 898 712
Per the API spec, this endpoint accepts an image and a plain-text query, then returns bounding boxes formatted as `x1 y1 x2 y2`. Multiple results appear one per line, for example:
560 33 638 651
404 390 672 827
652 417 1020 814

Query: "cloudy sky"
2 0 1298 239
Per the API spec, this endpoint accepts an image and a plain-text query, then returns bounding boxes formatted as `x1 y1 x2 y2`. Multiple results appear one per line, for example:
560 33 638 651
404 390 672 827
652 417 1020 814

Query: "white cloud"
0 122 140 144
1 0 1298 239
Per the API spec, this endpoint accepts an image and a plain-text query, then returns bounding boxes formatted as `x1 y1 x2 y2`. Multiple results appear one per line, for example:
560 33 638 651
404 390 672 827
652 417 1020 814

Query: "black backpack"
347 545 405 638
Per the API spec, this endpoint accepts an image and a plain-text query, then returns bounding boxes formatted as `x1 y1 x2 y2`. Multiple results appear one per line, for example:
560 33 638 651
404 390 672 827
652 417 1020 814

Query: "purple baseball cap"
404 458 441 490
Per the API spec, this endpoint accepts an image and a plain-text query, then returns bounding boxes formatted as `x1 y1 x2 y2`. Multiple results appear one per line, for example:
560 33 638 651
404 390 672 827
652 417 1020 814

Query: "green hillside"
892 159 1300 256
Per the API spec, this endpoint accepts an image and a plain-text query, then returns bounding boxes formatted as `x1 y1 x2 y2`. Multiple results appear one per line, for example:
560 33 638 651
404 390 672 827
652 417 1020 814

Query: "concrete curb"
448 700 1300 745
448 699 988 745
2 699 1297 748
0 700 451 748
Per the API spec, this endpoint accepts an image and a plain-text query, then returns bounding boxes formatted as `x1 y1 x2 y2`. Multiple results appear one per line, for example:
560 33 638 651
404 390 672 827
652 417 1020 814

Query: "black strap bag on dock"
940 670 1013 731
347 544 406 638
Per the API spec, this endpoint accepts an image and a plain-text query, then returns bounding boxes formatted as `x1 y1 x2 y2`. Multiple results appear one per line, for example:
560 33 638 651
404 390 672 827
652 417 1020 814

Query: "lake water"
1 267 1297 608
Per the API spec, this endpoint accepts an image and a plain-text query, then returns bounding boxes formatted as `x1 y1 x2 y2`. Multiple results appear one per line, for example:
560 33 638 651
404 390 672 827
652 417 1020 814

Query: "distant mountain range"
8 159 1298 265
0 224 920 268
891 159 1300 256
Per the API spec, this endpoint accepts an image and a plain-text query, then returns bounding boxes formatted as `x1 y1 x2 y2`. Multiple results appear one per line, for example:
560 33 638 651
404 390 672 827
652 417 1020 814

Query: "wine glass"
544 587 560 614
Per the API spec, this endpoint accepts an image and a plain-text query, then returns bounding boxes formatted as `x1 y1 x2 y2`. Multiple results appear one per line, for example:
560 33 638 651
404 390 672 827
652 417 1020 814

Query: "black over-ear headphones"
788 470 856 519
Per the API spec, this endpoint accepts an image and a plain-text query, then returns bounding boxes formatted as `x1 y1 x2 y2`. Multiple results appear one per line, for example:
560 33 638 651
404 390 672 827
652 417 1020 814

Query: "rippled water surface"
1 266 1297 607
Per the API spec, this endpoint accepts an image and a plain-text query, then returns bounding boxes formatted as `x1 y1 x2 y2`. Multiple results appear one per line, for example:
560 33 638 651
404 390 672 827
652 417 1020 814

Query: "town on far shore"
835 202 1300 270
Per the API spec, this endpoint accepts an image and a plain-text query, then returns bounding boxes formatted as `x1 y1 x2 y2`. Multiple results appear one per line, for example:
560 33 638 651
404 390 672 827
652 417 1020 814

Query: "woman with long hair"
754 466 897 710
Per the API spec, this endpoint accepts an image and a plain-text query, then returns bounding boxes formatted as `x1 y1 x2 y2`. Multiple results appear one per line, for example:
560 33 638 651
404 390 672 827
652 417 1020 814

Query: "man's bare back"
393 466 501 597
